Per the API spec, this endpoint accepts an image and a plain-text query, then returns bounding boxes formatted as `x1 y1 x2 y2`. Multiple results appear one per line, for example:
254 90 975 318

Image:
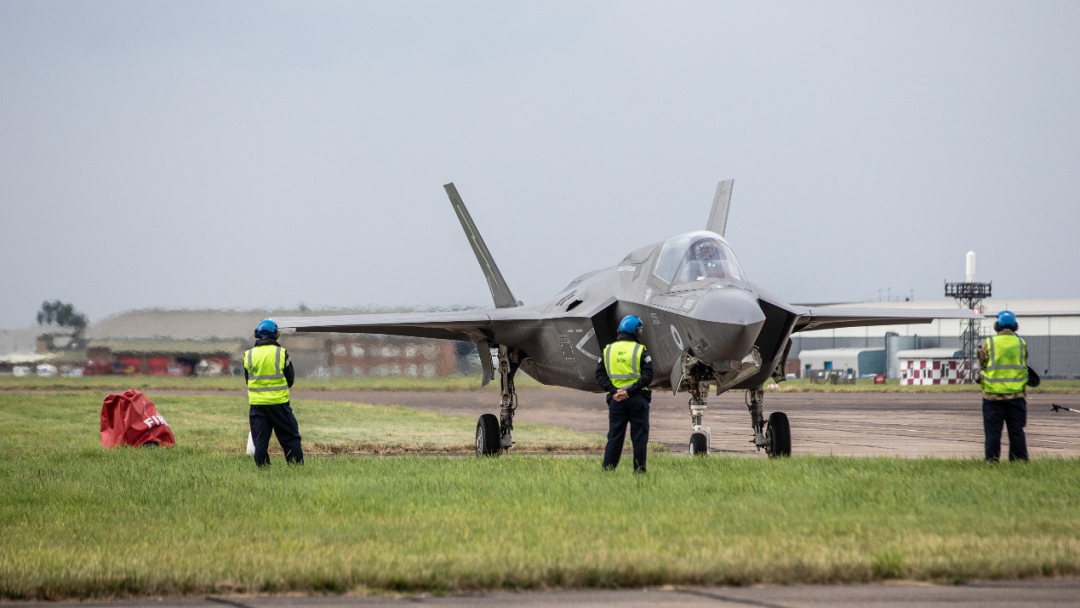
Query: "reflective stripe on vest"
981 334 1027 394
604 341 644 389
244 345 290 405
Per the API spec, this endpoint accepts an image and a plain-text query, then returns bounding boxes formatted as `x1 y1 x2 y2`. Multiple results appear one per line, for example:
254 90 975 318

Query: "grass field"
0 392 604 455
2 393 1080 599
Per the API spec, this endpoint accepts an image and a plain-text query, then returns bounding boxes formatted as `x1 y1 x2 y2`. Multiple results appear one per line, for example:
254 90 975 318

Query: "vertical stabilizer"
706 179 734 236
444 183 521 309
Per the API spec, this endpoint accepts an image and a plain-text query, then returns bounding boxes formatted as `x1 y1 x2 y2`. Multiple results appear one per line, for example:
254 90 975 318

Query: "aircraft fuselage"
483 231 783 394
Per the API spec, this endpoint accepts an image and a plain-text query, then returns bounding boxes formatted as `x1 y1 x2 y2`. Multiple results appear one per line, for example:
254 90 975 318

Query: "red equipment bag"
100 389 176 448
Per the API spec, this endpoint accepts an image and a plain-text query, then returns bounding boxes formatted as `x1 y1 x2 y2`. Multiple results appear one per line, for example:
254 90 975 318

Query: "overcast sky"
2 1 1079 329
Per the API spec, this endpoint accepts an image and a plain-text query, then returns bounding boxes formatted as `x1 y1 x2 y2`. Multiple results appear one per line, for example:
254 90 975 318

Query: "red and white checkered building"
897 349 968 385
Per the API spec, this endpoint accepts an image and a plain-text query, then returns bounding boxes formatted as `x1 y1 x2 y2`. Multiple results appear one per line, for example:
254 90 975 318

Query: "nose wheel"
689 431 709 456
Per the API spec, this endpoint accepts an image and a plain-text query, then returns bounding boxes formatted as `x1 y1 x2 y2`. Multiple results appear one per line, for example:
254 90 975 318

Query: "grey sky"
2 1 1079 330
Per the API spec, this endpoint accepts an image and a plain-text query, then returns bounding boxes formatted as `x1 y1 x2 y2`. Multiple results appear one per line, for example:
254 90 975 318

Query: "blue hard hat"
255 318 279 339
618 315 643 335
997 310 1018 330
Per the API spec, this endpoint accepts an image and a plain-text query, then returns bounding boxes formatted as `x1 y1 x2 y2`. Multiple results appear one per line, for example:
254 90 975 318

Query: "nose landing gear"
688 378 711 456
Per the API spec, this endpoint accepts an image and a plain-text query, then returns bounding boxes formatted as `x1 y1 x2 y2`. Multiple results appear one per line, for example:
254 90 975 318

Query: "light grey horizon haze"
2 1 1079 330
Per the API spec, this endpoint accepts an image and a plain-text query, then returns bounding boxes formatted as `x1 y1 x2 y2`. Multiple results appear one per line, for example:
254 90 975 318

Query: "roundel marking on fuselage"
670 325 684 350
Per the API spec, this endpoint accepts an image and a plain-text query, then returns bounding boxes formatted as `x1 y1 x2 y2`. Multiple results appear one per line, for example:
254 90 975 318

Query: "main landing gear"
746 389 791 457
475 345 520 457
684 366 791 458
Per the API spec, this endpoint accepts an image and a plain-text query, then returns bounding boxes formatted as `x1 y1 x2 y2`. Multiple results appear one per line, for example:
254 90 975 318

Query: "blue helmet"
255 318 279 340
996 310 1018 331
618 315 643 336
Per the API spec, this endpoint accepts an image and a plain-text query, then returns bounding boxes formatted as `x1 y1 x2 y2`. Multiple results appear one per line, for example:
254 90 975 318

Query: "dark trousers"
250 402 304 466
603 393 650 472
983 397 1028 462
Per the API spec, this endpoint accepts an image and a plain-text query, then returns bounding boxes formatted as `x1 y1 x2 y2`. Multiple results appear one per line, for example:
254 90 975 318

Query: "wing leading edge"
275 308 542 342
276 307 549 387
793 305 981 333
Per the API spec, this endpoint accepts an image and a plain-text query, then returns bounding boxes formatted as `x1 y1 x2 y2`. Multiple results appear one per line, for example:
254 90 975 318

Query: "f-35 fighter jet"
277 181 979 457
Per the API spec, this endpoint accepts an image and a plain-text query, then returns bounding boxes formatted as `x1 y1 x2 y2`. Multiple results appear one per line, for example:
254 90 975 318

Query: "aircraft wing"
792 305 981 332
276 307 550 386
276 308 542 342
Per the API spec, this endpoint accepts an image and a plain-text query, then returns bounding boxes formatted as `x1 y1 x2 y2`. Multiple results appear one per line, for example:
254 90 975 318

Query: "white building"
797 347 886 378
896 348 966 385
790 299 1080 379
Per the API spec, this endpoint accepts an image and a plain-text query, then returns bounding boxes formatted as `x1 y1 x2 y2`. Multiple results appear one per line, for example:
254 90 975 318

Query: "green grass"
3 453 1080 599
0 392 603 455
0 374 543 392
2 394 1080 599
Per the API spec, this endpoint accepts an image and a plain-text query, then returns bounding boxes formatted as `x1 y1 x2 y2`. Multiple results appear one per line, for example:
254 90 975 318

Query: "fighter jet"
277 181 979 457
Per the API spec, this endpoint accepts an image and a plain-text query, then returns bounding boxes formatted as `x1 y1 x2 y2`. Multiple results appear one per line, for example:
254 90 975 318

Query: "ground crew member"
244 319 304 466
977 310 1028 462
596 315 653 472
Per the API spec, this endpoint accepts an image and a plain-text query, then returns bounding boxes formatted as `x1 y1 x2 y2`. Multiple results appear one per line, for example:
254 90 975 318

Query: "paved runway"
8 580 1080 607
292 388 1080 458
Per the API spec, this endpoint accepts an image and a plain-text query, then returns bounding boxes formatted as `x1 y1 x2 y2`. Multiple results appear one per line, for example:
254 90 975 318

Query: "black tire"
689 432 708 456
766 411 791 458
476 414 501 457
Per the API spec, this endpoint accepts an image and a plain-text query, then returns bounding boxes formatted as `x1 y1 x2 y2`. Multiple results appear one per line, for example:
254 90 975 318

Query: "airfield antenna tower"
944 251 991 383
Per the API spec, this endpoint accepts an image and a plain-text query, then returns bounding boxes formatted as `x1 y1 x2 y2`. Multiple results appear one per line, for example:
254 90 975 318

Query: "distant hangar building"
791 299 1080 379
796 348 885 379
83 308 472 378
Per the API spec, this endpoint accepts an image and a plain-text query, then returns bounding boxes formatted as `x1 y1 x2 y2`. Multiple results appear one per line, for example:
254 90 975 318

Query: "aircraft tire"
476 413 501 457
689 432 708 456
766 411 791 458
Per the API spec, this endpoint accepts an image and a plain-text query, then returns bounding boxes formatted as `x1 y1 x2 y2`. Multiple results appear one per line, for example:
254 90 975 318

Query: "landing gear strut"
747 388 790 457
475 344 520 457
687 367 712 456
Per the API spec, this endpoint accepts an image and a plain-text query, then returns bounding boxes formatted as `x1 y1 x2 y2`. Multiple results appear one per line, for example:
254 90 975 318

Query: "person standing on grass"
978 310 1029 462
244 319 304 466
596 315 653 473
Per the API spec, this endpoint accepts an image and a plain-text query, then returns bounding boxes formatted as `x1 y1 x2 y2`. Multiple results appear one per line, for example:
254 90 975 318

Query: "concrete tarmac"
7 580 1080 607
292 388 1080 458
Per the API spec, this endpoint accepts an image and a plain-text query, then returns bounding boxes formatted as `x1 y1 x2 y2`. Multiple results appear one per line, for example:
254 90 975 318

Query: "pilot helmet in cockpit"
691 239 723 261
683 238 728 280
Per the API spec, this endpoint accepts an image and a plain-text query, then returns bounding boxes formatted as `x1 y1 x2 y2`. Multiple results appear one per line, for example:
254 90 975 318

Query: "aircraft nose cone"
682 287 766 363
693 287 766 326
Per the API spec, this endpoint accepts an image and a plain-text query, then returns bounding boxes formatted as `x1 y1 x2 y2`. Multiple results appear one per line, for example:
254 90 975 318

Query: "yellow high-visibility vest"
244 344 290 405
604 340 646 390
981 334 1027 395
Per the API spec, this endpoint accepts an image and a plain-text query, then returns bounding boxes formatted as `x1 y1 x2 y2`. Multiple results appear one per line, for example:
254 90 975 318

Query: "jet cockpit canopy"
653 231 746 286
